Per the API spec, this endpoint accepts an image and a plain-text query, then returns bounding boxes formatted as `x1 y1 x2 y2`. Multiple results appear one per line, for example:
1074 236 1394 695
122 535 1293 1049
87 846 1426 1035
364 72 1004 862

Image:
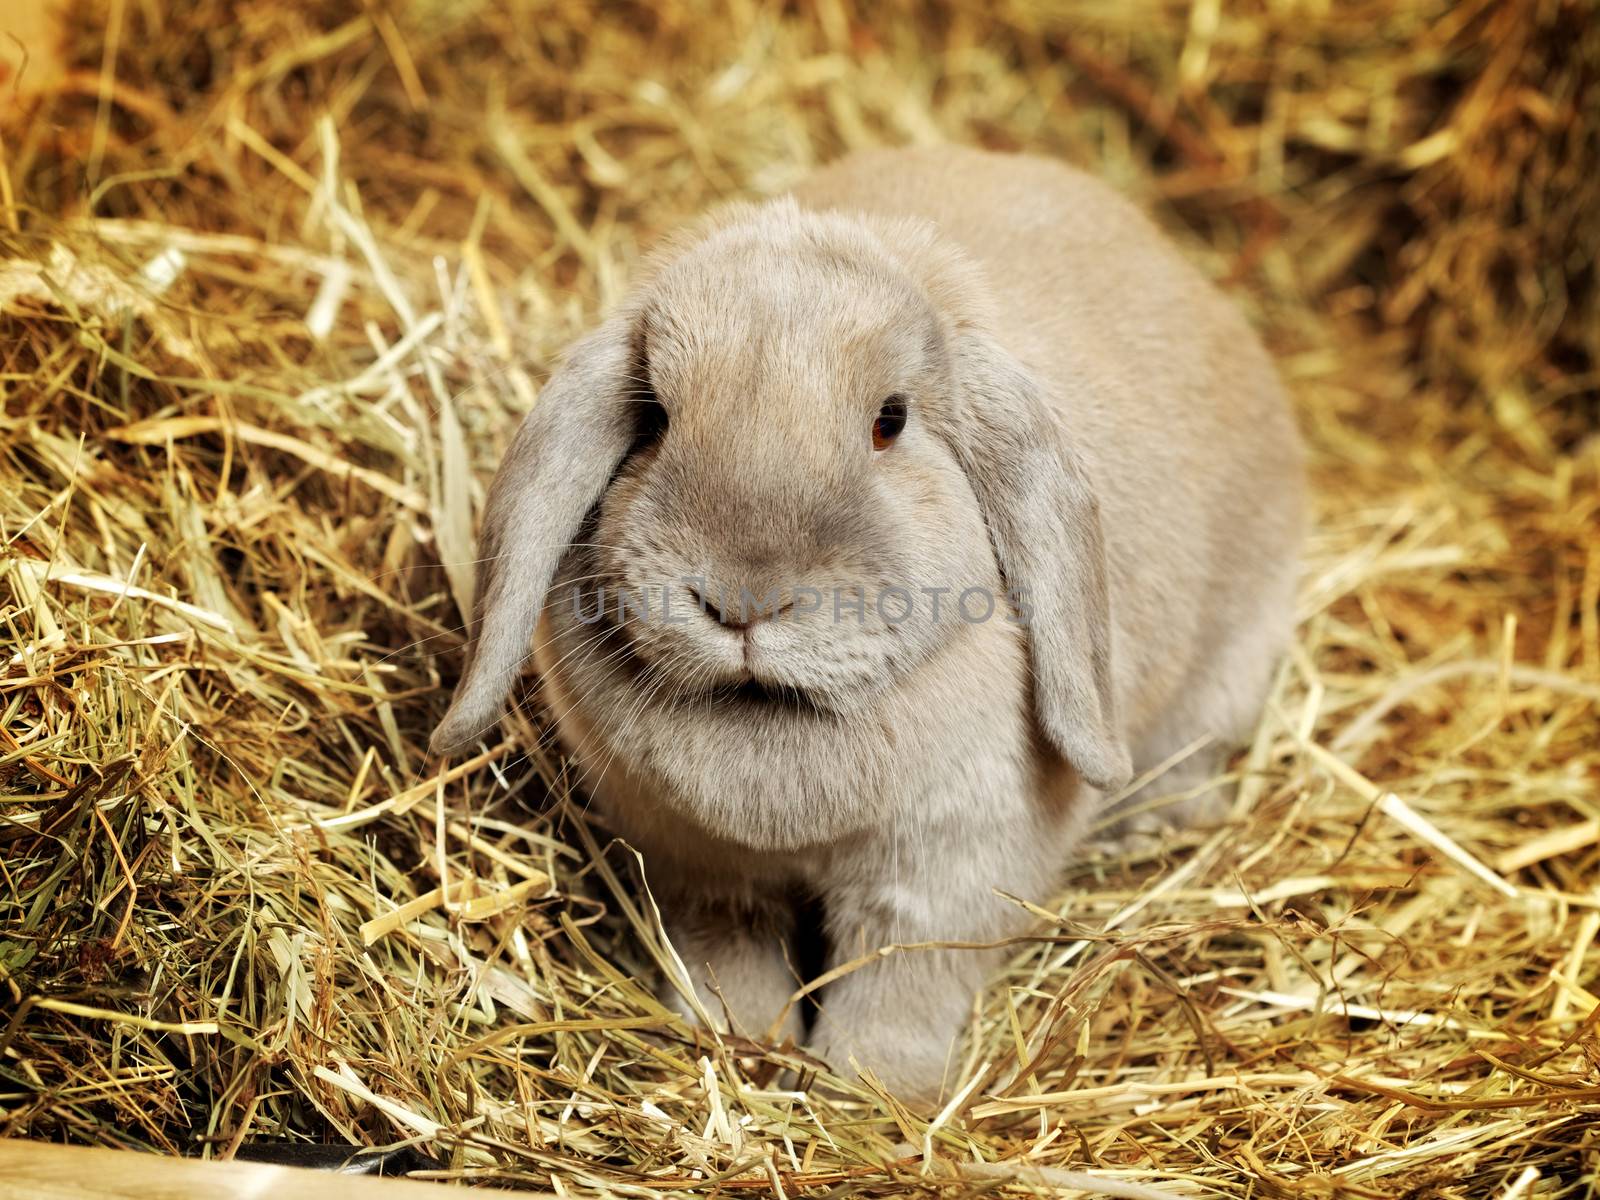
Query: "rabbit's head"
431 199 1132 792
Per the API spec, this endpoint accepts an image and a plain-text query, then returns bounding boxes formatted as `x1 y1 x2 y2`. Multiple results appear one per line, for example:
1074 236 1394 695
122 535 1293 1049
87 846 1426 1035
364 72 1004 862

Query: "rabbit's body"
435 146 1304 1099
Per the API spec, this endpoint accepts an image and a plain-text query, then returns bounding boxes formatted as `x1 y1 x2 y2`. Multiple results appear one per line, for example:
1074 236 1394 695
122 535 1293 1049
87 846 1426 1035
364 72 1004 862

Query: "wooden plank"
0 1140 466 1199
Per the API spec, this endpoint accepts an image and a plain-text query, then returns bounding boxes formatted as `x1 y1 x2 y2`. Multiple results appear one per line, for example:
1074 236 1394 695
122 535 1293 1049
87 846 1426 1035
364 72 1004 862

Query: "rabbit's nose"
688 584 793 631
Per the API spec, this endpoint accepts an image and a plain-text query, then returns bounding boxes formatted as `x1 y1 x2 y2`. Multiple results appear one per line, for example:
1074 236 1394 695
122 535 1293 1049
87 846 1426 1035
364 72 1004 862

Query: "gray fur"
432 146 1306 1100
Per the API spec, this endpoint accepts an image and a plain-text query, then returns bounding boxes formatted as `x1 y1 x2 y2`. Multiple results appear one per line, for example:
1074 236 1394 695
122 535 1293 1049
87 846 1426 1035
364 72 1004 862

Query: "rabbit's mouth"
581 598 832 714
708 675 824 713
553 569 885 718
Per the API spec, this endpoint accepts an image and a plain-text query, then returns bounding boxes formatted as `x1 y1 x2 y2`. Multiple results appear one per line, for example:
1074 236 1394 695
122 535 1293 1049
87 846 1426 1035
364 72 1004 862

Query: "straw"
2 0 1596 1193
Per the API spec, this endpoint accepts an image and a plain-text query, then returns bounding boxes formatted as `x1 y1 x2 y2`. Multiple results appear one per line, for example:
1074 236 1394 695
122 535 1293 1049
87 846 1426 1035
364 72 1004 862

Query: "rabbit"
429 145 1306 1101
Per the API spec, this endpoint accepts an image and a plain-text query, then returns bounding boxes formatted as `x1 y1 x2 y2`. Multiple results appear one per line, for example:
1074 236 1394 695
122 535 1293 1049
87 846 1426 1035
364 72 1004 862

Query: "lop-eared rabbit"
432 146 1305 1099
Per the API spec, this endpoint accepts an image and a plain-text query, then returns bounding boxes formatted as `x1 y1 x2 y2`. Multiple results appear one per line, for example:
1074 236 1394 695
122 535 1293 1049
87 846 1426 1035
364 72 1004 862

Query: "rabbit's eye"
872 396 907 451
629 395 669 452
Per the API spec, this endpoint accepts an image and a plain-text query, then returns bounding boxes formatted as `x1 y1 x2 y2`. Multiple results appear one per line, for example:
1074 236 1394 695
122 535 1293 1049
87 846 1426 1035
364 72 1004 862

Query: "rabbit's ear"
430 319 638 755
946 333 1133 792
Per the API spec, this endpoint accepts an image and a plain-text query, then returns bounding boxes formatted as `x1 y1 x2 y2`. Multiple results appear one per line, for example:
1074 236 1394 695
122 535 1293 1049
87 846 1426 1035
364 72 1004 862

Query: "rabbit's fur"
432 146 1305 1100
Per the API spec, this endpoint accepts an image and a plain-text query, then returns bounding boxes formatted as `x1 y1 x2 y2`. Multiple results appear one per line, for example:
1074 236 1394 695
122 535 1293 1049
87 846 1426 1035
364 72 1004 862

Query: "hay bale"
2 1 1596 1194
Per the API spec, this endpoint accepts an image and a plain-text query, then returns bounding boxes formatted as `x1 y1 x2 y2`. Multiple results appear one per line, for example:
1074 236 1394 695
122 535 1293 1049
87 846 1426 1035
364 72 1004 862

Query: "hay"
2 0 1597 1195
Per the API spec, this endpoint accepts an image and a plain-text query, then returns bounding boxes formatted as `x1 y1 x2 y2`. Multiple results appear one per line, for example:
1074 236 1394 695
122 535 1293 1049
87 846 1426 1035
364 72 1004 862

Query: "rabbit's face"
554 218 1001 716
436 197 1128 793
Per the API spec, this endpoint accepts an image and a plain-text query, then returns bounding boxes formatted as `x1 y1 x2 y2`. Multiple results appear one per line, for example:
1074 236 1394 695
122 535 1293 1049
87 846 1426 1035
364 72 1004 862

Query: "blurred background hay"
2 0 1598 1195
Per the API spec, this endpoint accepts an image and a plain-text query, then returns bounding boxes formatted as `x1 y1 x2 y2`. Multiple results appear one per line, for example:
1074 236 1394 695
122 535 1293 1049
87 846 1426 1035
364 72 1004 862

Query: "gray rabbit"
433 146 1306 1099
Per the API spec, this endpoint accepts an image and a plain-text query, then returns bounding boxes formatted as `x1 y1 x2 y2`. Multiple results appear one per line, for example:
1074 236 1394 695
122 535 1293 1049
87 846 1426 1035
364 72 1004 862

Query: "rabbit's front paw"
807 1008 954 1104
662 916 804 1044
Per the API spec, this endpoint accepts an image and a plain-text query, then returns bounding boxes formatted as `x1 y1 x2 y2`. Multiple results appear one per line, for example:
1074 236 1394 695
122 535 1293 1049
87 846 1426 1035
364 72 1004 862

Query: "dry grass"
2 0 1598 1195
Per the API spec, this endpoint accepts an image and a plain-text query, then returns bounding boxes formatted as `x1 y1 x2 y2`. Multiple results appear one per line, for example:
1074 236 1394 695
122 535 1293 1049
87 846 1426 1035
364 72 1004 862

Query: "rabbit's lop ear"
949 334 1133 792
430 320 638 756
